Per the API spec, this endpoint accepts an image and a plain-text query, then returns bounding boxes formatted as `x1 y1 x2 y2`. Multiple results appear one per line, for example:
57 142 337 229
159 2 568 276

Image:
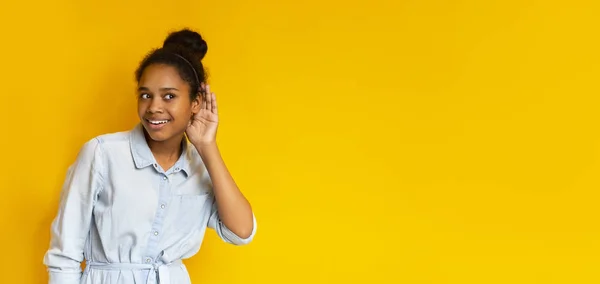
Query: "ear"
191 92 202 113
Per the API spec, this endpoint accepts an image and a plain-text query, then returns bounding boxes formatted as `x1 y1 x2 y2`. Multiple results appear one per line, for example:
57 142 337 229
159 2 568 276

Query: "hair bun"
163 28 208 60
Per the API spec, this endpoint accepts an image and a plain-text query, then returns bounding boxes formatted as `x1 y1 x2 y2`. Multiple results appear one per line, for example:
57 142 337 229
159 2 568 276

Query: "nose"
147 97 163 114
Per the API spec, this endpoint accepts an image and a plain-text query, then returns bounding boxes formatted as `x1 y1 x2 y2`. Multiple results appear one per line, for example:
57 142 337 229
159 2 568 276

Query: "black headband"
172 53 201 93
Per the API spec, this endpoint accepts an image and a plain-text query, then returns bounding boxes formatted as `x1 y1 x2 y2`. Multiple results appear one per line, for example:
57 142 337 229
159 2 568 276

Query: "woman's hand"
186 83 219 147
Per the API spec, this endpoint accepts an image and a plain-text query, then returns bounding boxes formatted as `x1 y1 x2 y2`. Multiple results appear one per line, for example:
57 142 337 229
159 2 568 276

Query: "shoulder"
184 141 212 182
94 129 131 145
91 126 138 154
186 142 206 168
76 127 134 161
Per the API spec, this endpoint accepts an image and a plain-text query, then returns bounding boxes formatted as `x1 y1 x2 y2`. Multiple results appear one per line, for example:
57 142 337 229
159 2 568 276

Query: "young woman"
43 29 257 284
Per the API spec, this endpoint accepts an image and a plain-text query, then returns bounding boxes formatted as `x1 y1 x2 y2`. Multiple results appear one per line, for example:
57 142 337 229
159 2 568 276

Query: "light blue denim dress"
43 124 257 284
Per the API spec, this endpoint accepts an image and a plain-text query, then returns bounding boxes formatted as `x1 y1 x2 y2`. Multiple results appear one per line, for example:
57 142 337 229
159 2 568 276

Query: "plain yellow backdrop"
1 0 600 283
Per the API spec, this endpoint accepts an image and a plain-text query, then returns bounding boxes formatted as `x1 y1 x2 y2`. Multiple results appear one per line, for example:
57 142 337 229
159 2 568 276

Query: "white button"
160 204 166 209
175 167 180 171
146 258 152 263
154 231 159 236
163 176 167 180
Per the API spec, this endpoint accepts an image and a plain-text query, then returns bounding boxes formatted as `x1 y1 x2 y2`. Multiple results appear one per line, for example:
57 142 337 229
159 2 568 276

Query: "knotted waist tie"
85 260 183 284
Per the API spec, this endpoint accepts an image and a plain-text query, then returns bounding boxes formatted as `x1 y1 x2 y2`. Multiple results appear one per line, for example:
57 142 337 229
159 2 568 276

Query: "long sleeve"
43 138 105 284
207 198 257 245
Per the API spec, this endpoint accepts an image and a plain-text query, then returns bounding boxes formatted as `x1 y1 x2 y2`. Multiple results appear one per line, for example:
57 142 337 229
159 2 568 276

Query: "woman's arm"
44 138 104 284
197 142 255 239
186 84 256 243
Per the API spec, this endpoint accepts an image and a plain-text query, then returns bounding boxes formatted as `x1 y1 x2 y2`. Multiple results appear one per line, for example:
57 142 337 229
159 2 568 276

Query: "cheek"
137 101 146 115
168 102 193 119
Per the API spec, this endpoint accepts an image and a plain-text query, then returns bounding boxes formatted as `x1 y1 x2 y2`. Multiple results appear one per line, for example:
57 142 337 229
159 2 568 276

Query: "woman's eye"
165 93 175 100
140 93 150 99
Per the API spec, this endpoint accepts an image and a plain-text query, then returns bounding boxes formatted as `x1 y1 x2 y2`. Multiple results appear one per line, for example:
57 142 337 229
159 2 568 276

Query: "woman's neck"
144 131 184 170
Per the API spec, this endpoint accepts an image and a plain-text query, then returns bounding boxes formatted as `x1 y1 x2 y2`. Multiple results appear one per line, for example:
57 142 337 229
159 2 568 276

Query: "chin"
146 132 170 142
141 125 169 142
142 123 185 143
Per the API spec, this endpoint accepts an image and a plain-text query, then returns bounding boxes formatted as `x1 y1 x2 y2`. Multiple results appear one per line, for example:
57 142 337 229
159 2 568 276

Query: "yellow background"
1 0 599 283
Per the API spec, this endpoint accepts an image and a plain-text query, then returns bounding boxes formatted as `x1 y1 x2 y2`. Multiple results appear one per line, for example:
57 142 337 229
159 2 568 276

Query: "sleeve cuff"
219 214 257 245
48 270 82 284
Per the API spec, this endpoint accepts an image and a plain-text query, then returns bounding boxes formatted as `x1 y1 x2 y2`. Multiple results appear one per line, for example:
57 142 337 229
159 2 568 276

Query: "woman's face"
137 64 201 143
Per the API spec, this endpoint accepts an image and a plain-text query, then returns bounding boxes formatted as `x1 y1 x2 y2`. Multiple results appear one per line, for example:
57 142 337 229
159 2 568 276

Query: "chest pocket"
166 173 213 233
167 191 213 234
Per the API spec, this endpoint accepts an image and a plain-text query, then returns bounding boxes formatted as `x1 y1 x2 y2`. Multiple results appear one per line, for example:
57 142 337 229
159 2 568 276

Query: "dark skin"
137 64 254 238
137 64 201 169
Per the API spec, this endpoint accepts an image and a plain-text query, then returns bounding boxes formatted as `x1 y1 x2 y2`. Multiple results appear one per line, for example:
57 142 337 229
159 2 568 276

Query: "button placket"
145 171 170 263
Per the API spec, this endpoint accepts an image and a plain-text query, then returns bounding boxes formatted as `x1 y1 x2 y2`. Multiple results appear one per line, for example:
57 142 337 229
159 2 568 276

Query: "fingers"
199 83 217 114
199 83 206 109
200 97 206 110
205 84 211 110
211 92 217 114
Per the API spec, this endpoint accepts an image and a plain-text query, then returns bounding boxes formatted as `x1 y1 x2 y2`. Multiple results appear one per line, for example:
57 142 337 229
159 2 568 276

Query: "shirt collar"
129 123 192 176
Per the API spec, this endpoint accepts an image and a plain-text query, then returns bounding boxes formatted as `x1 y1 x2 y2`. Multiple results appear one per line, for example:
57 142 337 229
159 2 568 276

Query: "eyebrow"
137 87 180 92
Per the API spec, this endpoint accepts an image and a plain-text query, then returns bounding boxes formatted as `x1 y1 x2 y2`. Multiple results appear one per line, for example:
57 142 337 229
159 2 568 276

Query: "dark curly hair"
135 28 208 100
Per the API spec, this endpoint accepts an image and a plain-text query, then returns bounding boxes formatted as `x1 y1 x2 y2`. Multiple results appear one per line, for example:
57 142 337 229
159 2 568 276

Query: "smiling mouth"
146 119 171 125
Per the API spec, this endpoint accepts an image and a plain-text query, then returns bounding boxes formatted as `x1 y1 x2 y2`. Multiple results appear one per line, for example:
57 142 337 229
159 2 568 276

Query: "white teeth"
149 120 169 125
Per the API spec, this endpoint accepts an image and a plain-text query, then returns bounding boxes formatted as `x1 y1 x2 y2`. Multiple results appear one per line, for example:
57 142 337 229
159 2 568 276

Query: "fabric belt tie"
86 259 183 284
